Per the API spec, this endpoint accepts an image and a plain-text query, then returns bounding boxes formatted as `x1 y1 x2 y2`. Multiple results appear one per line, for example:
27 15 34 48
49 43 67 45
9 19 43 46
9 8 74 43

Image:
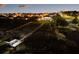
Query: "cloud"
0 4 6 8
18 5 28 9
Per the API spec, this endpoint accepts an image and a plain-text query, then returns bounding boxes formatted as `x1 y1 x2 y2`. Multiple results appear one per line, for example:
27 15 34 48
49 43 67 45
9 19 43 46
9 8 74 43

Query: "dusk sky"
0 4 79 13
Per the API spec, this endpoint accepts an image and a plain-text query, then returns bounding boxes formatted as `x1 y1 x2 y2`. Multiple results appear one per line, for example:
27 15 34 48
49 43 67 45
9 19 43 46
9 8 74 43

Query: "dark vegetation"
1 12 79 54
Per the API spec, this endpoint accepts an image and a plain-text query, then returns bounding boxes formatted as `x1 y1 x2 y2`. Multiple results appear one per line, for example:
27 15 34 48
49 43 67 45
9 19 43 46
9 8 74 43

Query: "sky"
0 4 79 13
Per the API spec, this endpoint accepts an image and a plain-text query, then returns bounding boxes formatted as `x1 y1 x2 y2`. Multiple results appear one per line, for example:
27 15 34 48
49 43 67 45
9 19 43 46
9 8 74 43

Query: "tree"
53 14 69 26
71 11 79 24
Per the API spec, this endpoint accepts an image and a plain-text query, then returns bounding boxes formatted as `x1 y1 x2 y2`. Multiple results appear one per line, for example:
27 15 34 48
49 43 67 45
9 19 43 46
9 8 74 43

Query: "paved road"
0 21 44 53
